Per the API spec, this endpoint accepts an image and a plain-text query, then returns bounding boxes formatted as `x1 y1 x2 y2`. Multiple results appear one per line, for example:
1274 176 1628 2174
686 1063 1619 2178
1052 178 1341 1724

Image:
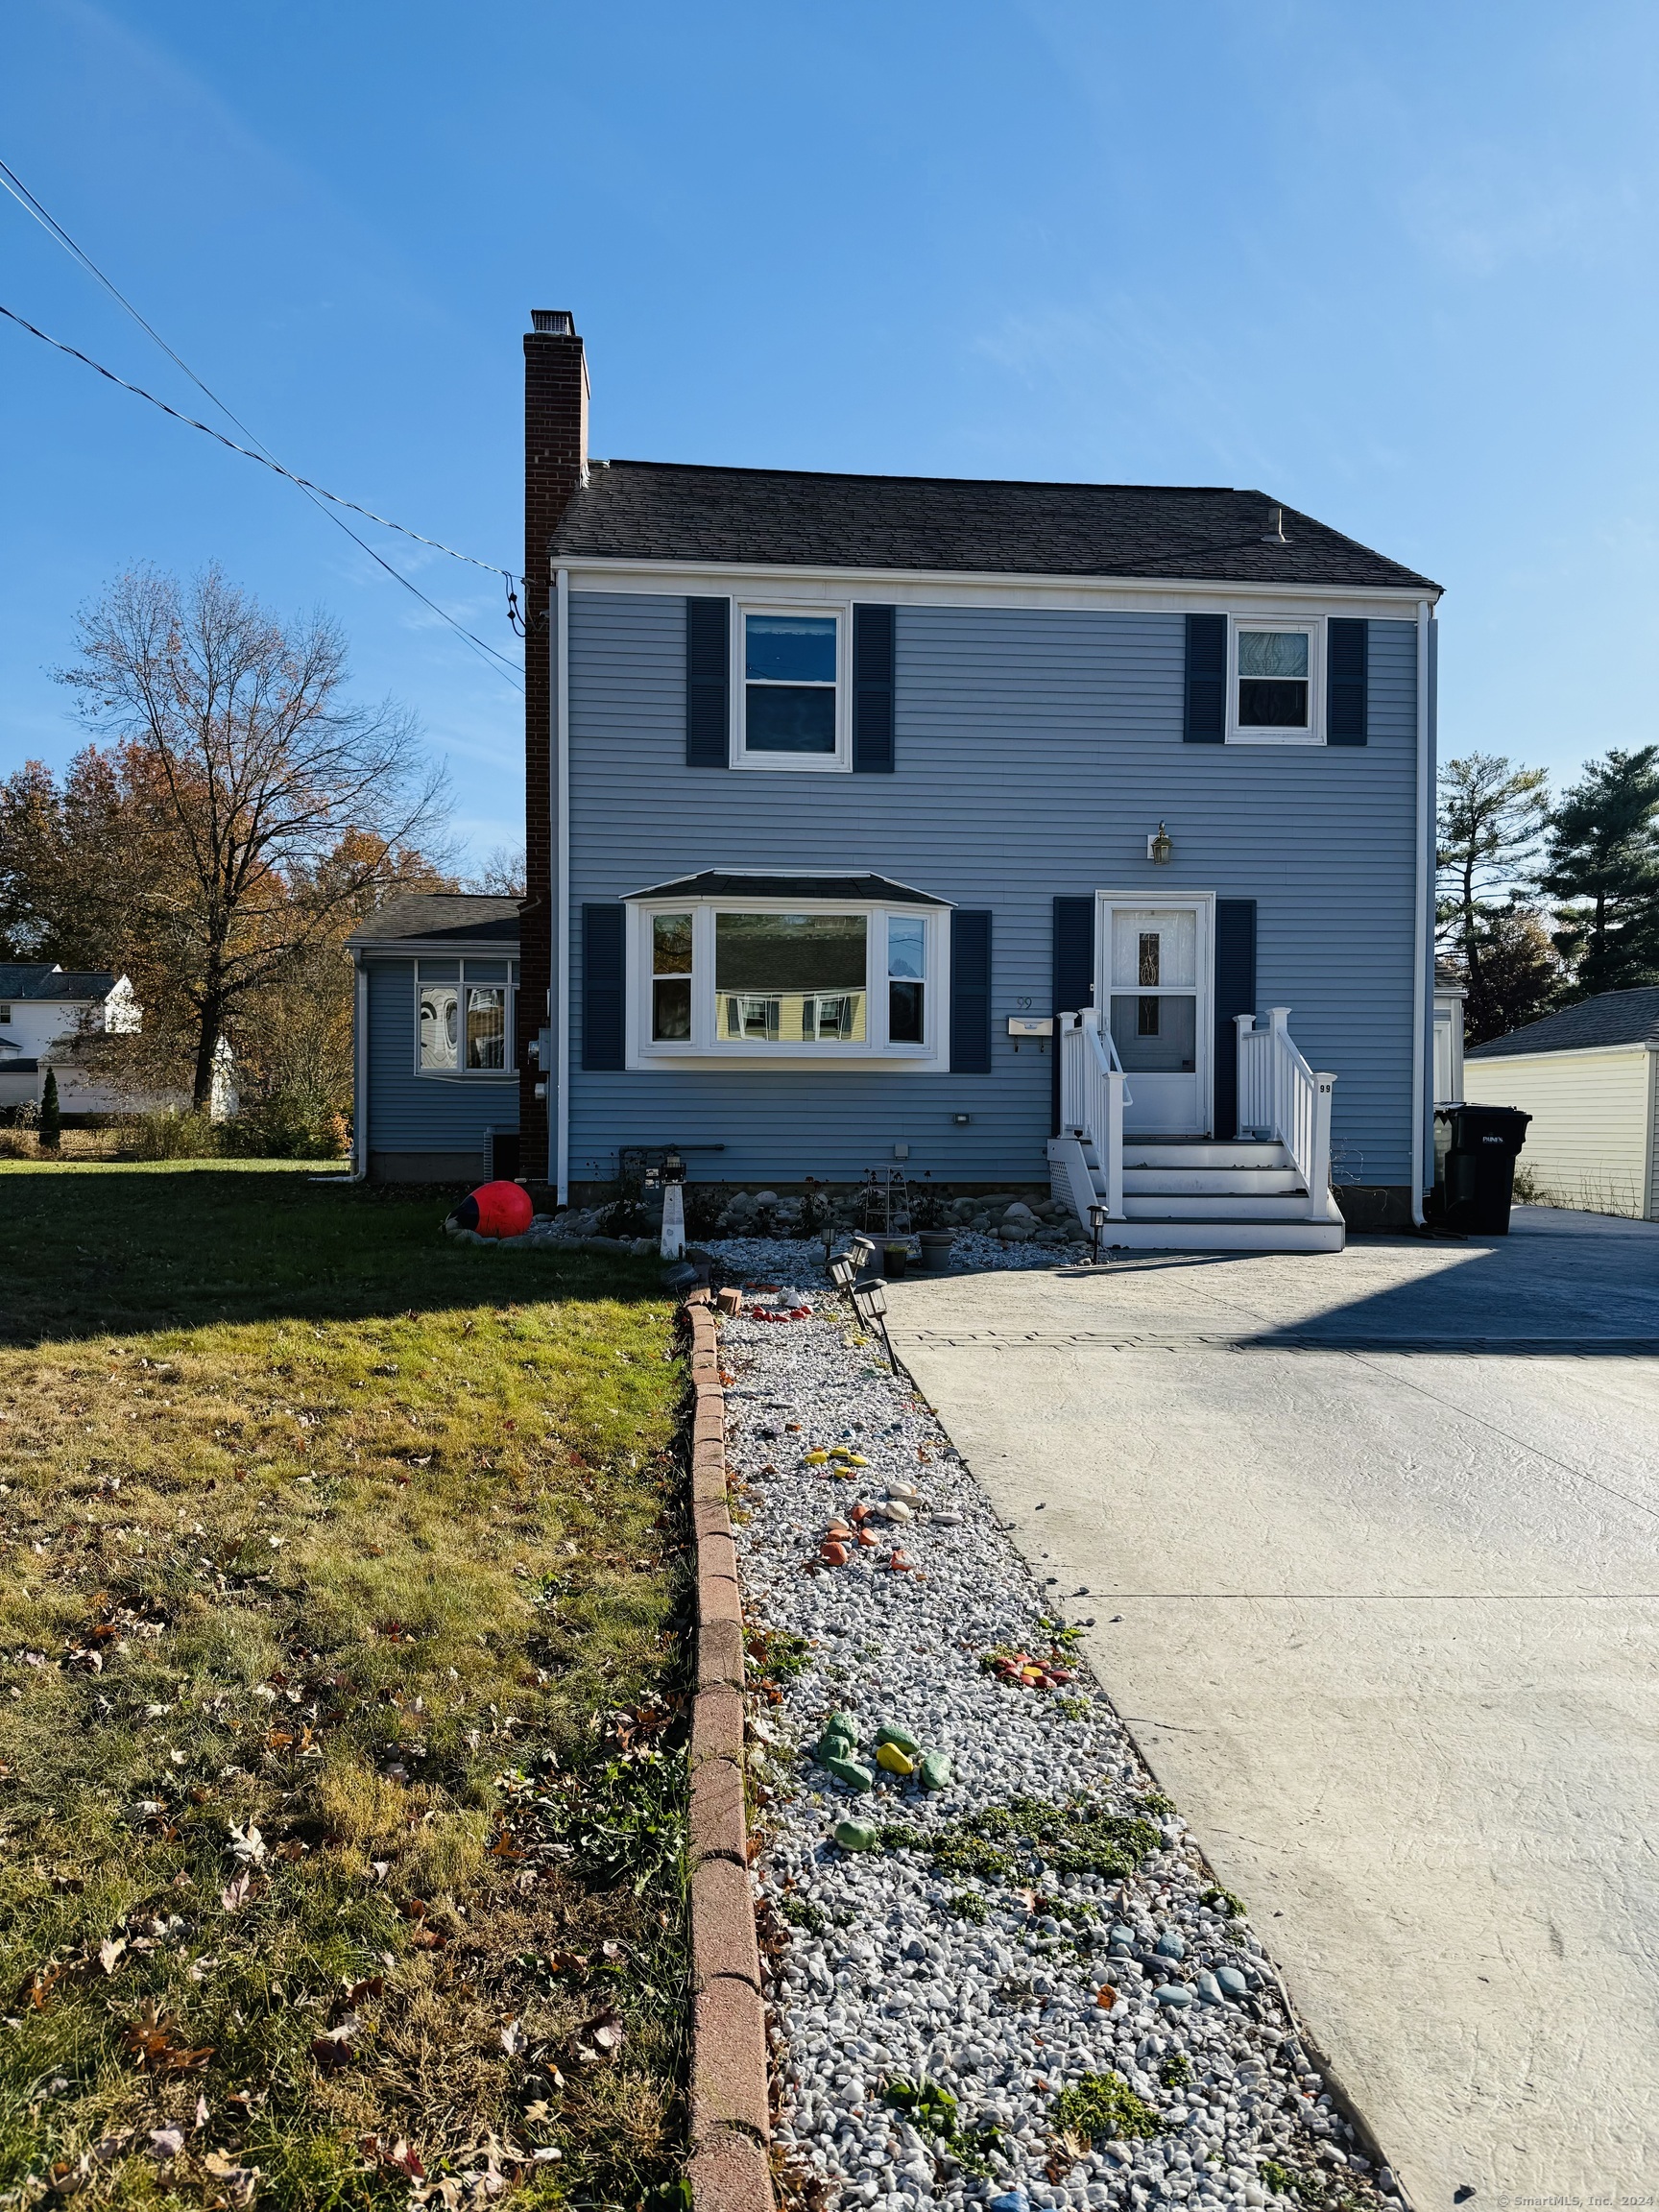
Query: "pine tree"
1435 755 1551 1004
39 1067 60 1152
1544 747 1659 997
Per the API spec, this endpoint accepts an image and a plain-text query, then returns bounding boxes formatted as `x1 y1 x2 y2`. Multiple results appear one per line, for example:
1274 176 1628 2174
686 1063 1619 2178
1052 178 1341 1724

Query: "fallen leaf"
220 1872 253 1913
98 1936 127 1975
310 2014 361 2071
227 1821 265 1864
499 2018 526 2056
149 2128 184 2160
201 2152 260 2207
194 2093 210 2129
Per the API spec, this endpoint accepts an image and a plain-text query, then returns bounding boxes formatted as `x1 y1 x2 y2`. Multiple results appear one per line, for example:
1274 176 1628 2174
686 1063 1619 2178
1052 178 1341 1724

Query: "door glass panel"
1111 909 1196 990
1111 993 1196 1072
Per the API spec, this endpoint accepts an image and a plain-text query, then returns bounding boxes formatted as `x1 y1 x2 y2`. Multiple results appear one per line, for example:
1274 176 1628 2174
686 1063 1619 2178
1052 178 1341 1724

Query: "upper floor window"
1231 620 1321 744
416 958 517 1076
737 606 849 770
0 1004 11 1023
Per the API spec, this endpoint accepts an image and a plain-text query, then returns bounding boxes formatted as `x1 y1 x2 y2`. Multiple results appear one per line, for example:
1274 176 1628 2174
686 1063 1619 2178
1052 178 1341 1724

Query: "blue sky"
3 0 1657 867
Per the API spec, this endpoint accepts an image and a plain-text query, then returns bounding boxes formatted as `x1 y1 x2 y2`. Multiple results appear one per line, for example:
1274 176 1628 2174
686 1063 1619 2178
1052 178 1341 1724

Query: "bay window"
626 890 949 1070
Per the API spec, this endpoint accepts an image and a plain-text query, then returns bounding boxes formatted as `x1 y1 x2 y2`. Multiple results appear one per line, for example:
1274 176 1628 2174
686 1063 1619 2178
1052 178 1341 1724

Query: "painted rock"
1195 1970 1224 2006
813 1730 856 1767
1155 1930 1187 1959
1094 1984 1118 2009
876 1743 916 1776
990 2194 1029 2212
918 1750 952 1791
1216 1966 1250 1998
882 1501 914 1523
804 1451 830 1465
931 1511 965 1527
1154 1983 1195 2009
824 1755 875 1792
1109 1926 1137 1955
875 1723 921 1755
887 1483 921 1502
828 1712 859 1739
846 1453 870 1467
834 1819 880 1851
819 1541 850 1567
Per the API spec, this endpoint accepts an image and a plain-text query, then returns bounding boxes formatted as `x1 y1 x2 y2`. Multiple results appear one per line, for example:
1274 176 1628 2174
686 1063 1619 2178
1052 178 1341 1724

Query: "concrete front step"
1122 1167 1306 1196
1124 1142 1291 1170
1100 1217 1345 1253
1122 1193 1317 1222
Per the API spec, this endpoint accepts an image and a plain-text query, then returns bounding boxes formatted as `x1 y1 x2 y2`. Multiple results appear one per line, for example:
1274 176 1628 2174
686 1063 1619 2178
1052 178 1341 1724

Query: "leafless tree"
465 844 527 899
60 565 447 1109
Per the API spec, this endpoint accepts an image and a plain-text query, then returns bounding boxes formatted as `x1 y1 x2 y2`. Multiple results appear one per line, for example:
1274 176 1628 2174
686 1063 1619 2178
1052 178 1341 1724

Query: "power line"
0 158 524 691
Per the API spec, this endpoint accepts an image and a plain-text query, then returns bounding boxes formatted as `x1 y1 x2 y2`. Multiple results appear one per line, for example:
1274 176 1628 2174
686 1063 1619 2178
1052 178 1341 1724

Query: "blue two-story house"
353 310 1442 1252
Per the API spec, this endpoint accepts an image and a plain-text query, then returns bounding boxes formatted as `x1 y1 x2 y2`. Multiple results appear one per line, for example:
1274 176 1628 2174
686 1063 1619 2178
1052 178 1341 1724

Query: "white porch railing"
1057 1008 1128 1219
1235 1007 1337 1222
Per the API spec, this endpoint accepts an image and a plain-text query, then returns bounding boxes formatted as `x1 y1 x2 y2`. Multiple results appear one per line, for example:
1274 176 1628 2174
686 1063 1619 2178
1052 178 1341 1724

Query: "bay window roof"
622 871 950 906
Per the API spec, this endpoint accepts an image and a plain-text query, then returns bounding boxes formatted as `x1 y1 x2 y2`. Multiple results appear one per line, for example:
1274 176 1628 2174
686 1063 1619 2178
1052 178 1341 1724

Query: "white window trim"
1228 614 1325 746
624 895 950 1070
731 599 854 772
413 958 519 1080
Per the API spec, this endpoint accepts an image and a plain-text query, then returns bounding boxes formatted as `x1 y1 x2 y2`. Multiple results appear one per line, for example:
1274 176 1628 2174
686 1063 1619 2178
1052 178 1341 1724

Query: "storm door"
1104 902 1212 1136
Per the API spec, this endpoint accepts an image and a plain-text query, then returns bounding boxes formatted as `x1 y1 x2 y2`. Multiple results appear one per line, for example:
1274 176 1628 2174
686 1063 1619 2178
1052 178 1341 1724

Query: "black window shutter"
853 605 896 772
1327 618 1369 745
1051 896 1096 1135
1184 613 1227 742
1213 899 1257 1140
950 911 992 1074
581 904 626 1070
685 597 730 767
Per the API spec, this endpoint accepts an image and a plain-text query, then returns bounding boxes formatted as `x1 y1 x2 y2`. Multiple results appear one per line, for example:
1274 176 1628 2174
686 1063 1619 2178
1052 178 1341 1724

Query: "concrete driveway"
886 1208 1659 2208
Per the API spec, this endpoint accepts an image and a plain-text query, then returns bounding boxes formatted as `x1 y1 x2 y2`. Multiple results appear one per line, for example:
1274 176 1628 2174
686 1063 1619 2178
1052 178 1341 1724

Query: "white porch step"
1099 1218 1346 1254
1122 1166 1305 1196
1122 1193 1316 1222
1123 1142 1290 1170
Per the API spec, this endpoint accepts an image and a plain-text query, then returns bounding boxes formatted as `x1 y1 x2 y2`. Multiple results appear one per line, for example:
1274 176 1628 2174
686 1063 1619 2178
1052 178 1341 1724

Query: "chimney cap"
531 309 576 336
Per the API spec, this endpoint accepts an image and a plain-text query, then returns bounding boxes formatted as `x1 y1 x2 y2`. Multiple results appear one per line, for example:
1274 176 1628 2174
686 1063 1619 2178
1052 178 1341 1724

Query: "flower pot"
918 1231 954 1272
882 1244 909 1279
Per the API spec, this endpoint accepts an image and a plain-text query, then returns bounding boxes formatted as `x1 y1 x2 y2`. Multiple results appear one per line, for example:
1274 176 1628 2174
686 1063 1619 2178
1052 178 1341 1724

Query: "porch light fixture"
1088 1200 1110 1267
1147 823 1173 866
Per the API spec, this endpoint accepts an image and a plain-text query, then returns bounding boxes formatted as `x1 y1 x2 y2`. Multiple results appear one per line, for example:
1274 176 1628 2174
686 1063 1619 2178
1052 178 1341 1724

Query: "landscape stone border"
684 1289 776 2212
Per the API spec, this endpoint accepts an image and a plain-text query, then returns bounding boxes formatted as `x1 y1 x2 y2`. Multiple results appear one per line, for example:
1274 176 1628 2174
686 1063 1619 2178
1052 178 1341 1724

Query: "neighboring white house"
1463 986 1659 1220
0 962 234 1118
1433 965 1466 1107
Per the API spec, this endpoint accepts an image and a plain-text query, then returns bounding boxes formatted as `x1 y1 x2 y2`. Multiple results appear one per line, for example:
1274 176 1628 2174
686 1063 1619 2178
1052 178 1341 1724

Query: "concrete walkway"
886 1209 1659 2209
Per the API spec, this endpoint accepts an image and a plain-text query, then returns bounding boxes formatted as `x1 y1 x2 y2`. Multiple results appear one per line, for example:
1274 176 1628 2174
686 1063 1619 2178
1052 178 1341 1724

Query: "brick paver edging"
684 1291 775 2212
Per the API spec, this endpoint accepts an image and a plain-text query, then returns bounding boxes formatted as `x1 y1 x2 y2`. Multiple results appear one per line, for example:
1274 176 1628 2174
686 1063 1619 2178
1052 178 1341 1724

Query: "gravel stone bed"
713 1252 1399 2212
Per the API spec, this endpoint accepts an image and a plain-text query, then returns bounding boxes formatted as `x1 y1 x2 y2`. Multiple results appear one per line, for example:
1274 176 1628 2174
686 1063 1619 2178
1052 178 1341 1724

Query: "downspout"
351 951 369 1182
554 565 571 1205
1410 598 1434 1225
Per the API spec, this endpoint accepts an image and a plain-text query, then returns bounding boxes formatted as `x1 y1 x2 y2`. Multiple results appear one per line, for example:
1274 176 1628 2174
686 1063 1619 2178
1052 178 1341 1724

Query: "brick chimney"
521 310 589 1184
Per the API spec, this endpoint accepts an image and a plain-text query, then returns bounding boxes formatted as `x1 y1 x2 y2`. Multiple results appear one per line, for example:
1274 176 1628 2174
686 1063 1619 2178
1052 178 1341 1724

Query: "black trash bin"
1434 1104 1532 1234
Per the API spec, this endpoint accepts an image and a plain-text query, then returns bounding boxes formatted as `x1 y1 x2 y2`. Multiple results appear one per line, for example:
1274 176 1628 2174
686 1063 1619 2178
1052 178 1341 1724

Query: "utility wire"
0 159 523 690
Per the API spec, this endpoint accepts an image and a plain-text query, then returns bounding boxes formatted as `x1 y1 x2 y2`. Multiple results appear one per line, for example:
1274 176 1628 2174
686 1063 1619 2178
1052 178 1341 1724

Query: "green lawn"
0 1165 689 2208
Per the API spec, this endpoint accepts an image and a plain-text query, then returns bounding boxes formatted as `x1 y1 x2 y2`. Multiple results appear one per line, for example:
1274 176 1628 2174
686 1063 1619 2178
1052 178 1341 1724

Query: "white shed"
1462 986 1659 1219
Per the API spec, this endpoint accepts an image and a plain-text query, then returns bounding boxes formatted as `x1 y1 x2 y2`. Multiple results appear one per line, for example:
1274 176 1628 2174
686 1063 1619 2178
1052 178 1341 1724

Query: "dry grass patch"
0 1165 690 2209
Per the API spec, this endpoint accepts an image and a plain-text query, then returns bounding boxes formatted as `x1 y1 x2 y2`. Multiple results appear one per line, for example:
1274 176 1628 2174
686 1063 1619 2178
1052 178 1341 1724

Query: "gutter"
351 951 369 1182
1410 600 1435 1225
554 565 571 1205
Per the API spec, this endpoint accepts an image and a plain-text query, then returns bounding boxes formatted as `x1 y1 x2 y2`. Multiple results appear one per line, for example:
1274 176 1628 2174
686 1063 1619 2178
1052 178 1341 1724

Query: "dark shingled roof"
1467 988 1659 1059
622 872 949 906
0 964 118 1001
549 462 1439 589
346 894 521 950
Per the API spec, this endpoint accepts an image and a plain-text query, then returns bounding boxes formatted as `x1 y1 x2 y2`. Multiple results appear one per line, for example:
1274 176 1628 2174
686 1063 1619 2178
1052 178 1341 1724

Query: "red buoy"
450 1180 534 1239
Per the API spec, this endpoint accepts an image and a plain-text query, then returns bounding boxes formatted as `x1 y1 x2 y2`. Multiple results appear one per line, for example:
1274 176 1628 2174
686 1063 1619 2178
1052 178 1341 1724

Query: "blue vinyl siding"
565 592 1421 1189
364 958 517 1152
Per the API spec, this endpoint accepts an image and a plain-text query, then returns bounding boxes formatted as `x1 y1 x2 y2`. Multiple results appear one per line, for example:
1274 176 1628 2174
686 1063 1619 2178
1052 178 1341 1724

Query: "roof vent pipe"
531 309 575 335
1262 504 1288 543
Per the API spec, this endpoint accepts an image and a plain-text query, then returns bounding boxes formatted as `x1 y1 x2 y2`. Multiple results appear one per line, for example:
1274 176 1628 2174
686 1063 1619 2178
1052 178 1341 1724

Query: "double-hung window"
1230 619 1321 744
736 606 849 769
416 959 517 1076
628 896 947 1070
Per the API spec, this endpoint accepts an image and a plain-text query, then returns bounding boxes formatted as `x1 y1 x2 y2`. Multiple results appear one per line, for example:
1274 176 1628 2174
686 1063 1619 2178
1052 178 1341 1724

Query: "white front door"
1103 900 1212 1136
